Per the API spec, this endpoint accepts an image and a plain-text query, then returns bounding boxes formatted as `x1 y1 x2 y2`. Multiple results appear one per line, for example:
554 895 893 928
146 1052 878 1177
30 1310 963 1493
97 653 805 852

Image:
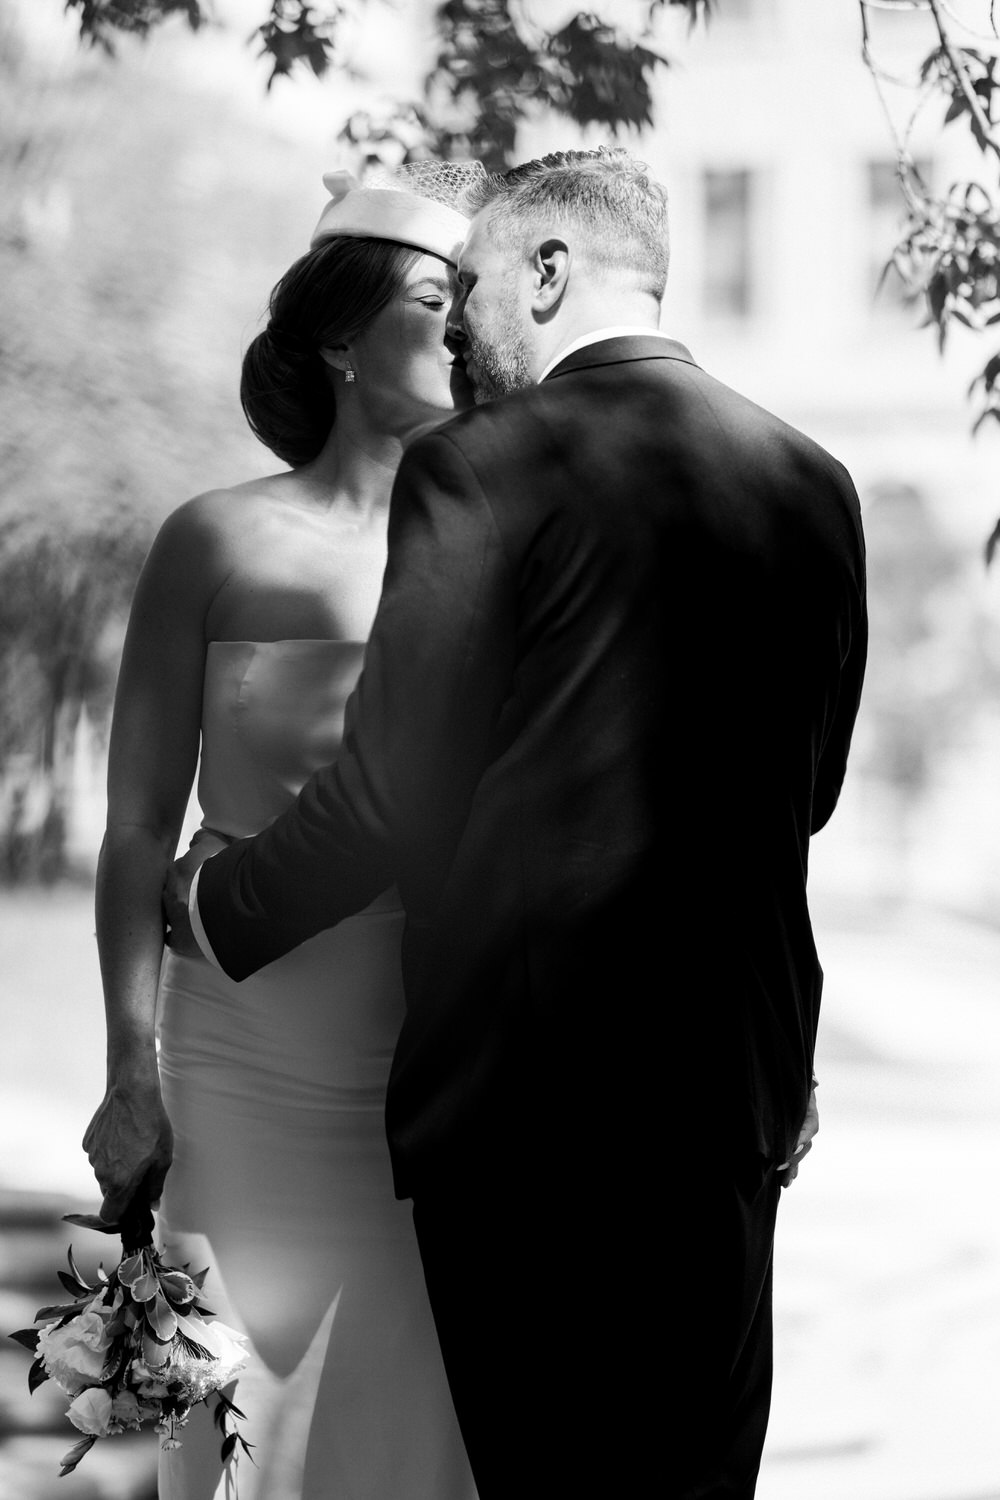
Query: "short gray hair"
473 147 669 300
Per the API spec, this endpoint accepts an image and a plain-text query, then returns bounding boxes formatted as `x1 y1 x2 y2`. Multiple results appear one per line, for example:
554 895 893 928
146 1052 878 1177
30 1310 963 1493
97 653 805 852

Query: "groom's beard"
466 287 532 404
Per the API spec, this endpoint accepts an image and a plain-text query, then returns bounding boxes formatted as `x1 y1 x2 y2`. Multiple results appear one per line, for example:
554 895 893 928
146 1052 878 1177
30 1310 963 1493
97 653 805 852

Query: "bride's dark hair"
241 236 422 468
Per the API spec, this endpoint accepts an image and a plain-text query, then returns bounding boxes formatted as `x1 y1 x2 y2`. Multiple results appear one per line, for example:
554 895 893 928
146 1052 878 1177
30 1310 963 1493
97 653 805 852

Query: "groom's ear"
531 237 570 313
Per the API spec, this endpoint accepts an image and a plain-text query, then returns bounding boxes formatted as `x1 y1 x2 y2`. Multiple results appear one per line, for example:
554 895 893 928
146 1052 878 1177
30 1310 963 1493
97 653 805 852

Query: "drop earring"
344 362 356 384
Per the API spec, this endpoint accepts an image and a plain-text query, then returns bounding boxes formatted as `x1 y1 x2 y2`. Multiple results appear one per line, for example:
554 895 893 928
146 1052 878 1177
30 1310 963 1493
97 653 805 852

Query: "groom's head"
450 147 669 403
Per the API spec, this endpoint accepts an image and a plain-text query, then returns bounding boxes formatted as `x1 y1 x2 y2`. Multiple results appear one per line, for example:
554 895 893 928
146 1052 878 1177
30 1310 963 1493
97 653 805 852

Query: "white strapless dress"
155 641 474 1500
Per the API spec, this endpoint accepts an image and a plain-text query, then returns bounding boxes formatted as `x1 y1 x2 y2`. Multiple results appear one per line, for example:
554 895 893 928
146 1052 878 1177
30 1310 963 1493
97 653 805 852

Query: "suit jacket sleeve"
196 430 516 980
811 462 868 834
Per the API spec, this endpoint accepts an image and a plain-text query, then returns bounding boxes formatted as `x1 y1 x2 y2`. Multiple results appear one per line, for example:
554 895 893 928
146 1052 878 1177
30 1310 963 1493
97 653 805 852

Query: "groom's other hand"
778 1085 819 1187
163 838 217 956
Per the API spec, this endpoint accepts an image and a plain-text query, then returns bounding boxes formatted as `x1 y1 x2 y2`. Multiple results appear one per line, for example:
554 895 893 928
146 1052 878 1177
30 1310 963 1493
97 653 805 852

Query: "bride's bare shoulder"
152 475 289 564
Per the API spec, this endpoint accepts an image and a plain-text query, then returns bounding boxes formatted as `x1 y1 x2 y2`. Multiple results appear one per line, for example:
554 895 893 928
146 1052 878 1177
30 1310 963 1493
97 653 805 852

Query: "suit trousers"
411 1148 780 1499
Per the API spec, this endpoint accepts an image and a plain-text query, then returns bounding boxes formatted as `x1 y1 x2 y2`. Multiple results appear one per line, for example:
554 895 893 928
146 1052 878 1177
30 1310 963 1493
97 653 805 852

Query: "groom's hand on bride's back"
163 834 222 957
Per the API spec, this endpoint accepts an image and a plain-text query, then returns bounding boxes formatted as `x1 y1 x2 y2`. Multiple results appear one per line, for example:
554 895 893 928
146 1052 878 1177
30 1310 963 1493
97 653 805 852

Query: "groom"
167 148 867 1497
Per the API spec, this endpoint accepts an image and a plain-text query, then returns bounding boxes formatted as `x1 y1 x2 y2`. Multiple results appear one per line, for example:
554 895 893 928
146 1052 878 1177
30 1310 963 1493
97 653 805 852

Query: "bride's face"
349 252 473 435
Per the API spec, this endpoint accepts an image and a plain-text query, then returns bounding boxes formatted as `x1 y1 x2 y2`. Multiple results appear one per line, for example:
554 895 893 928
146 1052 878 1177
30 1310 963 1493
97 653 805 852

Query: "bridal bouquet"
9 1206 251 1479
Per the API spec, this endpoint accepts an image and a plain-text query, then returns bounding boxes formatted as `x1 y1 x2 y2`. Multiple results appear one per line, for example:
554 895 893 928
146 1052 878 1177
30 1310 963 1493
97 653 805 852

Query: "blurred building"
604 0 1000 919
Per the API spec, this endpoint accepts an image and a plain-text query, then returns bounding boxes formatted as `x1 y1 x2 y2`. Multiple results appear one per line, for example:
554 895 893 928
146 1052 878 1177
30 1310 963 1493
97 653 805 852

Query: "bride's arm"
84 497 225 1223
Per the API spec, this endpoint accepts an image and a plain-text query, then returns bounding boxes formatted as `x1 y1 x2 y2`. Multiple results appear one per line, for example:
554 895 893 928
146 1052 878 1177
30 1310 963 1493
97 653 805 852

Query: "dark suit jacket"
197 336 867 1197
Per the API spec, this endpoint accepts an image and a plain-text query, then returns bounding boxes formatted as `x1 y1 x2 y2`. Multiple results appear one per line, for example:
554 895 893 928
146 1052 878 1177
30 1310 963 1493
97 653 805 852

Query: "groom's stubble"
467 274 533 405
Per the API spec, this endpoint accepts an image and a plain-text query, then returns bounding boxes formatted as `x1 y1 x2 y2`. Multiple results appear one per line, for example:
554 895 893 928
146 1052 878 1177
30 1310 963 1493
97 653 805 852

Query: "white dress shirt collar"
537 326 674 384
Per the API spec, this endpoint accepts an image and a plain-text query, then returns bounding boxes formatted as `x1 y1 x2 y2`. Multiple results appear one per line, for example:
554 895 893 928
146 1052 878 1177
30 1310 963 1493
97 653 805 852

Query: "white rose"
37 1309 113 1394
67 1387 114 1436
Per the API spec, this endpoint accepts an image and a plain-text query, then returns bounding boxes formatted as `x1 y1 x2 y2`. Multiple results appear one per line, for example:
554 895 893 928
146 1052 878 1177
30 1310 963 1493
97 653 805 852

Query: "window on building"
868 158 930 317
702 167 754 320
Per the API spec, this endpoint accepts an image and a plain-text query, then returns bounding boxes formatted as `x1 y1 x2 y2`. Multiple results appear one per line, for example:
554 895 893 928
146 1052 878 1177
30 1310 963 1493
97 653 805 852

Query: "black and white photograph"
2 3 999 1497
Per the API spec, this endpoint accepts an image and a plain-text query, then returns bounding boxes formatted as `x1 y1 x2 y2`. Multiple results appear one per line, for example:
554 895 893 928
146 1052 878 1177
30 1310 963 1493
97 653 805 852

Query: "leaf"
142 1328 172 1366
62 1212 122 1235
158 1270 198 1309
129 1271 160 1302
213 1391 247 1427
34 1302 87 1321
66 1243 91 1290
984 516 1000 564
118 1253 145 1288
59 1433 97 1477
28 1356 49 1393
927 271 949 325
145 1292 178 1341
972 404 1000 434
57 1270 92 1299
8 1328 40 1353
221 1432 239 1464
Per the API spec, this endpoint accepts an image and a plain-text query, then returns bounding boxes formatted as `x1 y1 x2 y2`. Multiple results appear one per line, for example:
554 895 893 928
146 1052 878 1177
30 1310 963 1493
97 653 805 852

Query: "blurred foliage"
860 0 1000 551
0 3 324 879
65 0 712 170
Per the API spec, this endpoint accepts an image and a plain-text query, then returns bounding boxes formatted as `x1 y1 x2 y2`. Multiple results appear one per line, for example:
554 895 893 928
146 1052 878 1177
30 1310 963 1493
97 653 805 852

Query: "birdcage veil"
364 159 489 217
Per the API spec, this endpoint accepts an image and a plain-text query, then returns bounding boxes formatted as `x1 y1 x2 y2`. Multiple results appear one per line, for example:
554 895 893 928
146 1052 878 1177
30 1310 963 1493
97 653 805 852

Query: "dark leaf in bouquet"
63 1212 122 1235
8 1328 40 1352
221 1432 239 1463
214 1391 247 1422
28 1356 49 1393
57 1270 93 1298
66 1243 91 1290
105 1305 131 1337
985 515 1000 564
177 1330 213 1361
59 1434 97 1476
213 1394 235 1429
34 1302 87 1321
192 1303 217 1317
190 1266 210 1290
158 1270 198 1308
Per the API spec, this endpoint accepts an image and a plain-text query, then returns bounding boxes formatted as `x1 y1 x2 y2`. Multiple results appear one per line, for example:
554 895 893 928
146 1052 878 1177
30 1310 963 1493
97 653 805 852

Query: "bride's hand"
82 1078 174 1224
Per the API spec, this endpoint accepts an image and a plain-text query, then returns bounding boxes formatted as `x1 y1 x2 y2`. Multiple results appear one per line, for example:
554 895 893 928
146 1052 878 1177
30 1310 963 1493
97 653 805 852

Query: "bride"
83 163 481 1500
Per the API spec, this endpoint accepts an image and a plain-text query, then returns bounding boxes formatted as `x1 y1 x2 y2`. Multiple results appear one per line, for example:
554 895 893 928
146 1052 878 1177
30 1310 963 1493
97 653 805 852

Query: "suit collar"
543 335 697 381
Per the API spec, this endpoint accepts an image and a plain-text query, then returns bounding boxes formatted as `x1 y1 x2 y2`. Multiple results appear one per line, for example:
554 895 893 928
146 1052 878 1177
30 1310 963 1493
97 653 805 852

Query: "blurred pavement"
1 885 999 1498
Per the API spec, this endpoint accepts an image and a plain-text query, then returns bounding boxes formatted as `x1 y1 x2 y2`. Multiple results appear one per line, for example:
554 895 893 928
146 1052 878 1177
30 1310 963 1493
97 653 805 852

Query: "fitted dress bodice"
197 639 365 840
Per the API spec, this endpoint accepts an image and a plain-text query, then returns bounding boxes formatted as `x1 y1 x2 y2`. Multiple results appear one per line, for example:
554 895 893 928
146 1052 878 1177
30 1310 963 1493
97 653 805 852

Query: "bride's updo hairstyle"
241 238 421 468
241 161 487 469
